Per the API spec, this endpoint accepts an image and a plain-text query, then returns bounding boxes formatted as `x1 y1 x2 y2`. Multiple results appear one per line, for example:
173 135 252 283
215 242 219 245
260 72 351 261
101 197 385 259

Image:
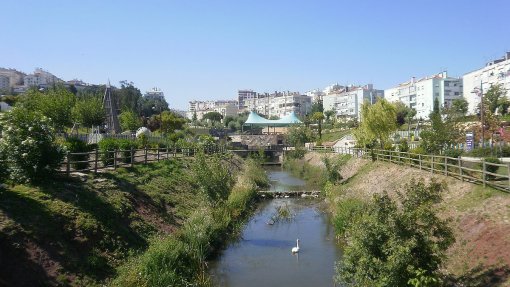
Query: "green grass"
320 129 351 142
453 185 503 212
0 155 264 286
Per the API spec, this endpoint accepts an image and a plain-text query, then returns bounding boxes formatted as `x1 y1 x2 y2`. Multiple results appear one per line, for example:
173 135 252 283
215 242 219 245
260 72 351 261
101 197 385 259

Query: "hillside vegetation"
0 154 266 286
299 152 510 286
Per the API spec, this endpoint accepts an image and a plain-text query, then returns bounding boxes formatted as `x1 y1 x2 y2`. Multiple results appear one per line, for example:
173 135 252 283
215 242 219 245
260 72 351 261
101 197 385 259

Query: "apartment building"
385 72 463 119
144 87 165 100
0 75 9 92
241 91 312 118
187 100 239 120
322 84 383 119
463 52 510 114
23 68 62 87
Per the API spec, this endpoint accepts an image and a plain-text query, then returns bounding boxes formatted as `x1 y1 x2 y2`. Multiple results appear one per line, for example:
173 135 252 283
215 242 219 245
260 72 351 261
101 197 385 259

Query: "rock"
71 172 88 182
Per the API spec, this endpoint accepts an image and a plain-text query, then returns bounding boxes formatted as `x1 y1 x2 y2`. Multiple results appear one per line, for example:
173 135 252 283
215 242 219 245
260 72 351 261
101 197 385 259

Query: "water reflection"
208 169 341 287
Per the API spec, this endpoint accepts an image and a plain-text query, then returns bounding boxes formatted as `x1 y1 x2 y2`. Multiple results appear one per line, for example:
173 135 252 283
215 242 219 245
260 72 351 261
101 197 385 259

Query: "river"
208 167 341 286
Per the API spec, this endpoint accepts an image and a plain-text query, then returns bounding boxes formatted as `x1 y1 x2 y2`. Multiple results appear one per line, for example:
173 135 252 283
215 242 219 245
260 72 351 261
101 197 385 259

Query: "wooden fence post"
157 148 160 162
166 147 169 160
130 147 134 167
458 157 463 181
144 146 148 164
419 154 422 170
444 156 448 176
94 149 98 174
389 151 392 163
431 155 434 174
507 162 510 191
66 151 71 176
482 159 486 187
113 149 118 169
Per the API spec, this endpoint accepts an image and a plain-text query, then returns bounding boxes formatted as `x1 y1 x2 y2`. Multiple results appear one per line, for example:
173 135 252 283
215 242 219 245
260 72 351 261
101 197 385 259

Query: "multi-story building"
241 91 312 118
463 52 510 114
385 72 463 119
305 89 325 103
23 68 62 87
323 84 383 119
0 75 10 93
238 90 258 110
187 100 239 120
144 87 165 100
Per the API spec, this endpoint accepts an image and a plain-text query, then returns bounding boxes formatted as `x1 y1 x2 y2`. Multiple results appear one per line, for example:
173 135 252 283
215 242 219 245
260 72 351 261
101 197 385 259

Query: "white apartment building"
463 52 510 115
23 68 62 87
144 87 165 100
385 72 463 120
238 90 258 110
323 84 383 119
242 91 312 118
0 75 9 92
305 89 325 103
187 100 238 120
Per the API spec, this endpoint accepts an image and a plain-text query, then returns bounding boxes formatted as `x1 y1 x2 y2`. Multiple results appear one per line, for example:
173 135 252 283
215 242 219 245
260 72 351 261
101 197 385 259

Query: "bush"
399 139 409 153
117 139 138 164
98 138 118 166
0 108 64 183
62 137 90 170
444 148 463 158
286 147 306 159
333 198 365 237
484 157 501 179
191 153 234 203
336 179 454 286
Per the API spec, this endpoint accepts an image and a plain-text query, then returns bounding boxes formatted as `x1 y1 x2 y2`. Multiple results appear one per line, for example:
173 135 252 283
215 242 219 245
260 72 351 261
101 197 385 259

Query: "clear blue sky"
2 0 509 109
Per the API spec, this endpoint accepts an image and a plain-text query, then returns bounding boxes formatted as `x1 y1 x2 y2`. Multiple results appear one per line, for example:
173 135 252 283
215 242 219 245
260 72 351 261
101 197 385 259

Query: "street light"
472 80 484 147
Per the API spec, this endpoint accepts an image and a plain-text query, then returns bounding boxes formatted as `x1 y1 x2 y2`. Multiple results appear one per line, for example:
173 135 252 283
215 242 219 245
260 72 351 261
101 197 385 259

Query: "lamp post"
472 80 484 147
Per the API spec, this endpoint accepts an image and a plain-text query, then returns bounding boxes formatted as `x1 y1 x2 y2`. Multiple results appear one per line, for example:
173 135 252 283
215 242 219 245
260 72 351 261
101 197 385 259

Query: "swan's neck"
296 240 299 248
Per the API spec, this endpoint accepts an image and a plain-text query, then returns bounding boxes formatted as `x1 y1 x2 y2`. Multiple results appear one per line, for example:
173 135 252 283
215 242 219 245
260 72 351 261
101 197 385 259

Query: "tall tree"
324 110 336 123
394 101 416 127
160 111 186 134
115 81 143 113
483 83 508 114
119 110 142 132
420 98 457 153
450 98 469 117
311 112 325 139
202 111 223 123
72 97 105 132
21 86 76 132
354 99 397 148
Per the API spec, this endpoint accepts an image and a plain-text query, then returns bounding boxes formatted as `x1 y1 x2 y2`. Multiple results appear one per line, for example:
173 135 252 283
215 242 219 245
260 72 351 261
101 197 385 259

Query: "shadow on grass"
446 265 510 287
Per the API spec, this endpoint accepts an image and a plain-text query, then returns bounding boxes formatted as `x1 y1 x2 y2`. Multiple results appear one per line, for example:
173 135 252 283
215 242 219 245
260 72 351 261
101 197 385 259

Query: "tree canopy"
119 110 142 132
203 111 223 122
72 96 105 129
354 99 397 148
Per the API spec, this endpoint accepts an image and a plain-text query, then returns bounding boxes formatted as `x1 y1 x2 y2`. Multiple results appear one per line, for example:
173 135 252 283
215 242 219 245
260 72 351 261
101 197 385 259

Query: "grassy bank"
317 154 510 286
0 154 267 286
110 157 266 286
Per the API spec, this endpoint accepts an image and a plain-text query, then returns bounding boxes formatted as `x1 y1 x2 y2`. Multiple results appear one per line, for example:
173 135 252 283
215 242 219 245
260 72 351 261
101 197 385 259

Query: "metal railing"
310 146 510 192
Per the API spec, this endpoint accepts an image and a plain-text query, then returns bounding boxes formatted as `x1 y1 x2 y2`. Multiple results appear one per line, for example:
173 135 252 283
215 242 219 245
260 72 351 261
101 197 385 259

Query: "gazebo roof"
243 111 302 127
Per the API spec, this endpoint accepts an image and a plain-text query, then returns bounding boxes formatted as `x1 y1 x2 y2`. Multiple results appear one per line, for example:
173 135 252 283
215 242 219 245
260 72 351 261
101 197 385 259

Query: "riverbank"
0 154 267 286
287 152 510 286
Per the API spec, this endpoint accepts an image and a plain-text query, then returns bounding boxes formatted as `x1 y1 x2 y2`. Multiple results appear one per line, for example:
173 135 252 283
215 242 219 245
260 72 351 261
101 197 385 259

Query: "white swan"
291 239 300 253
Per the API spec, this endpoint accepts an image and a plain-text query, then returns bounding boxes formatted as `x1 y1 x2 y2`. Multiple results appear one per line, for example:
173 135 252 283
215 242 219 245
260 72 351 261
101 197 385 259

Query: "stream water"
208 167 341 286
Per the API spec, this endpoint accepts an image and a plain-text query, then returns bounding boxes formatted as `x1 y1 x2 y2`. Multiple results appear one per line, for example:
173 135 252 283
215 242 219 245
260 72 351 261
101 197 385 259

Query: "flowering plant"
0 108 64 183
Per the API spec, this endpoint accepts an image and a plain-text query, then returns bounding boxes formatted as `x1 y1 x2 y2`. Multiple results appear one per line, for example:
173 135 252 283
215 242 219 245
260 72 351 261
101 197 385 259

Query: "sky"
2 0 510 110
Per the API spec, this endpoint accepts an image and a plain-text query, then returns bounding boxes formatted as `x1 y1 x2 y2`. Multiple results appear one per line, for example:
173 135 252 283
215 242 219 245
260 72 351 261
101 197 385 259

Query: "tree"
336 179 454 286
285 125 315 147
139 97 169 118
484 84 507 114
202 111 223 123
160 111 186 134
115 81 143 112
21 86 76 132
394 101 416 126
72 96 105 131
119 110 142 132
354 99 397 148
324 110 336 123
450 98 468 117
311 112 325 139
420 98 455 154
310 100 324 114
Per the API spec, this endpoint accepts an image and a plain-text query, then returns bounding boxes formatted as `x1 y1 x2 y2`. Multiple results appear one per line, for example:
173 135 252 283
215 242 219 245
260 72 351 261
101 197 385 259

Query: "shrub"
62 137 90 170
98 138 119 166
191 153 234 203
117 139 138 164
399 139 409 153
336 179 454 286
444 148 463 158
484 157 501 179
286 147 306 159
333 197 365 237
0 108 64 183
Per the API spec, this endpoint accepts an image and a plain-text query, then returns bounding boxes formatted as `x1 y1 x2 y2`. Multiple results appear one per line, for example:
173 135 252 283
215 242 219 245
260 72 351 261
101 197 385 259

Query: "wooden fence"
310 146 510 192
63 145 227 175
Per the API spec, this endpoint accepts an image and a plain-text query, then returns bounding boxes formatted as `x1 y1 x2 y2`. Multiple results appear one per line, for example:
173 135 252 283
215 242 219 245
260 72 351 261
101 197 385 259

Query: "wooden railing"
63 145 227 175
310 146 510 192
